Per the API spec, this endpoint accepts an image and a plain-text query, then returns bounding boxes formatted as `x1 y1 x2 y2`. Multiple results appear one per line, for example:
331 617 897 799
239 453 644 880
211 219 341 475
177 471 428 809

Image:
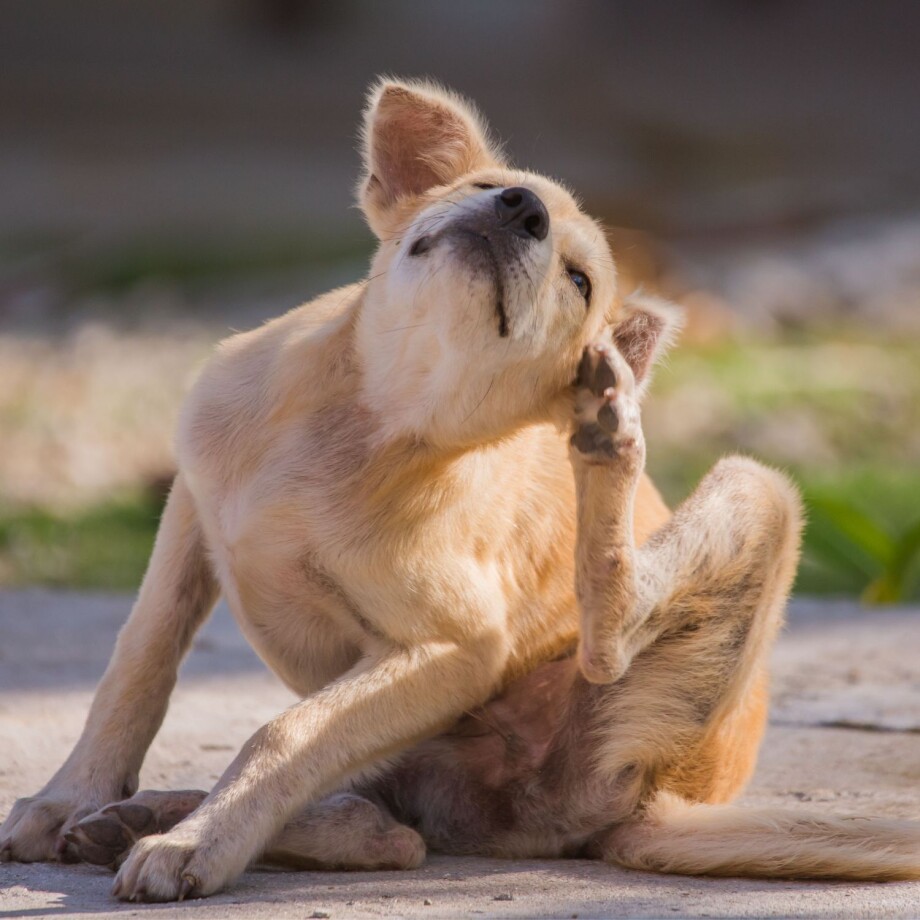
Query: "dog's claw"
575 350 592 388
179 874 198 901
54 833 80 864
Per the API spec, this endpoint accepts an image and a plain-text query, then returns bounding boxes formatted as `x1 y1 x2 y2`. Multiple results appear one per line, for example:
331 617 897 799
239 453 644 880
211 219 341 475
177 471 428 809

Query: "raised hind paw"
570 337 643 465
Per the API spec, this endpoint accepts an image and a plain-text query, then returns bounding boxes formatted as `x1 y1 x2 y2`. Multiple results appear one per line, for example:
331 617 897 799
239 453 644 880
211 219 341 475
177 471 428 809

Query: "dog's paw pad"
67 803 156 869
571 341 642 462
571 423 615 458
114 804 157 834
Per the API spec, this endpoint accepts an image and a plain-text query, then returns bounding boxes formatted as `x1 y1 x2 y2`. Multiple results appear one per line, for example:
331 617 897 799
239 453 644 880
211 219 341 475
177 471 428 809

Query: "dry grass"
1 307 918 597
0 323 214 509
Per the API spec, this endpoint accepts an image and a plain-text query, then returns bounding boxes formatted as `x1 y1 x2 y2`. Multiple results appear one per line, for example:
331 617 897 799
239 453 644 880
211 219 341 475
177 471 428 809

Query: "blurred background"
2 0 919 600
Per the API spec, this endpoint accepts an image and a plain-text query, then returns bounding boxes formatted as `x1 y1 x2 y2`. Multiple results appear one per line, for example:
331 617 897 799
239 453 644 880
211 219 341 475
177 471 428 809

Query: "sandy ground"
1 591 919 918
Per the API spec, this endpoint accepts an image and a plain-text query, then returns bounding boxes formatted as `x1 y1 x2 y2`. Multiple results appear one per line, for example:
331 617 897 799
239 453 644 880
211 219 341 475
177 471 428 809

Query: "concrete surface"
1 591 919 918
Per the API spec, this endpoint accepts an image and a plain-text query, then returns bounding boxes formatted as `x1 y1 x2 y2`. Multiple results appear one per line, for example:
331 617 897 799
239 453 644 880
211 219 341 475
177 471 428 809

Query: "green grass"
0 492 164 590
648 462 920 602
2 333 918 600
645 335 920 602
798 471 920 601
2 468 918 600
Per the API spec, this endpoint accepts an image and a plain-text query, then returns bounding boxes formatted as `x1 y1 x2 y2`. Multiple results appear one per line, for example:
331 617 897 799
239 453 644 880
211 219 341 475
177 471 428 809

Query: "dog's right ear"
612 293 684 395
359 78 504 237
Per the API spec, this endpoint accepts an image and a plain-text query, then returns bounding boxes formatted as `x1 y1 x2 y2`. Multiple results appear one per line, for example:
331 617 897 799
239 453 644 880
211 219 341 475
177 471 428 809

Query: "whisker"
462 374 495 424
379 321 433 334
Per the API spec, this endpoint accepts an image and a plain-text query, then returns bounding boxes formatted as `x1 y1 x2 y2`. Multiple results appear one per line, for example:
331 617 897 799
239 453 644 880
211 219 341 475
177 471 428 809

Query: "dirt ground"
1 592 919 918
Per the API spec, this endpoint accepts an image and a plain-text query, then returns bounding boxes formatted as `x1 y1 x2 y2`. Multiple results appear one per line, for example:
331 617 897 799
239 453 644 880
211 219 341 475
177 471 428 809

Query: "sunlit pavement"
1 592 919 918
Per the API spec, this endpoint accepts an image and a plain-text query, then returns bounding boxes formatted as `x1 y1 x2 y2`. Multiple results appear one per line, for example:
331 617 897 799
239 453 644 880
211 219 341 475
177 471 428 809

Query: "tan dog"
3 80 918 899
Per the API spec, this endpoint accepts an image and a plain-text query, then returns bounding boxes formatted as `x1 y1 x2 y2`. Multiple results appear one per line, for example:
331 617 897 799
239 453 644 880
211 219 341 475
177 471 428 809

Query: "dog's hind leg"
568 334 801 702
570 334 802 801
68 789 424 873
568 342 920 880
0 474 220 863
578 451 920 879
587 548 920 882
572 447 802 805
263 793 426 871
579 494 920 882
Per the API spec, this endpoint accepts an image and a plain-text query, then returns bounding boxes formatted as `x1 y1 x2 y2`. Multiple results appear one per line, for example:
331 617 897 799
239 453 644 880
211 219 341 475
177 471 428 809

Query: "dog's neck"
353 297 557 453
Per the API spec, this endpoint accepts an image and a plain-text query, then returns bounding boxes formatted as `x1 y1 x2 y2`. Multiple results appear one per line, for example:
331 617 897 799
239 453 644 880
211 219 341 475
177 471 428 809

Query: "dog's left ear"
359 78 504 237
612 293 684 394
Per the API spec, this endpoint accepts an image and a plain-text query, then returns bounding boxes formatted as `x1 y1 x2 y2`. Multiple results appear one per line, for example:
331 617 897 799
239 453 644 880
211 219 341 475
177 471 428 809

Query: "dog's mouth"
406 186 551 342
411 211 543 340
451 229 509 338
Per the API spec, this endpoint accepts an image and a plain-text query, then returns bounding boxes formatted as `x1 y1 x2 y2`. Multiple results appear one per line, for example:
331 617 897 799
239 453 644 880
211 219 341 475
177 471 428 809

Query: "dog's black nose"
495 187 550 241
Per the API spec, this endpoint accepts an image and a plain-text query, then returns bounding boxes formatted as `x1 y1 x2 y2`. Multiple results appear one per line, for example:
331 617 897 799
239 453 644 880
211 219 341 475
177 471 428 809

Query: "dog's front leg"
112 626 507 901
0 474 219 862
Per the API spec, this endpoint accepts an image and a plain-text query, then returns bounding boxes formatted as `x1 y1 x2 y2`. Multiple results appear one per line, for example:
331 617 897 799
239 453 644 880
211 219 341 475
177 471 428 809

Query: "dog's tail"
603 791 920 880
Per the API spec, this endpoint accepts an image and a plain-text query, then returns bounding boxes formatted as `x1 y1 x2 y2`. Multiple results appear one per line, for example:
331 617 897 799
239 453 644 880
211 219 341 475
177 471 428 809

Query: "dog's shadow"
0 854 890 918
0 593 269 696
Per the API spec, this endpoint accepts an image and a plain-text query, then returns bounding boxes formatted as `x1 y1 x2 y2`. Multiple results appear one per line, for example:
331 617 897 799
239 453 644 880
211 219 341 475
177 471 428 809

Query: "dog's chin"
443 228 512 338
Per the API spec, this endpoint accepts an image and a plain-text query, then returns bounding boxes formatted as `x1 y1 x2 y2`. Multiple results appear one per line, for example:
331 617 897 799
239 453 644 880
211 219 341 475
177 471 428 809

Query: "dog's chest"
205 511 375 695
191 428 502 684
184 444 390 692
182 391 579 689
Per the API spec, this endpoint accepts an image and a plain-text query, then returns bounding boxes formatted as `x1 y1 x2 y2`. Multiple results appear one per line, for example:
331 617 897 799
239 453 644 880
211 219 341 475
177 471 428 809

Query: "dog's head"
356 78 680 447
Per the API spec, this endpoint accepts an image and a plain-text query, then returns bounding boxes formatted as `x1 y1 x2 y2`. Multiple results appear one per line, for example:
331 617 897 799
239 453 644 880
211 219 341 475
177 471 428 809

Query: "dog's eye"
473 182 497 190
409 235 432 256
567 268 592 302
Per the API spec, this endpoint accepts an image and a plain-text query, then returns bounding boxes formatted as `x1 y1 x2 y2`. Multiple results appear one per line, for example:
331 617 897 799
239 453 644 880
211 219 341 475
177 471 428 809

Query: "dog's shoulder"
175 282 365 471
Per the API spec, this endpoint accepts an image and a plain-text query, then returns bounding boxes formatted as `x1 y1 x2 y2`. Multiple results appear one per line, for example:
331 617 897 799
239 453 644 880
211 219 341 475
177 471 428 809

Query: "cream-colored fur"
3 78 916 900
605 790 920 880
1 78 666 898
58 337 920 886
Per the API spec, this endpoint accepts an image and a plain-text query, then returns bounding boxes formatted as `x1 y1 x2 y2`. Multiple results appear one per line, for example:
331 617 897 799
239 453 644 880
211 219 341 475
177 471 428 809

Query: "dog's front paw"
0 787 114 864
112 824 239 902
570 339 643 464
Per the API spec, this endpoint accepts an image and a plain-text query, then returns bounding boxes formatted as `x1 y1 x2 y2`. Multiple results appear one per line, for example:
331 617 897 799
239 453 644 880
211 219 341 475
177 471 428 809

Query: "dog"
3 79 918 900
